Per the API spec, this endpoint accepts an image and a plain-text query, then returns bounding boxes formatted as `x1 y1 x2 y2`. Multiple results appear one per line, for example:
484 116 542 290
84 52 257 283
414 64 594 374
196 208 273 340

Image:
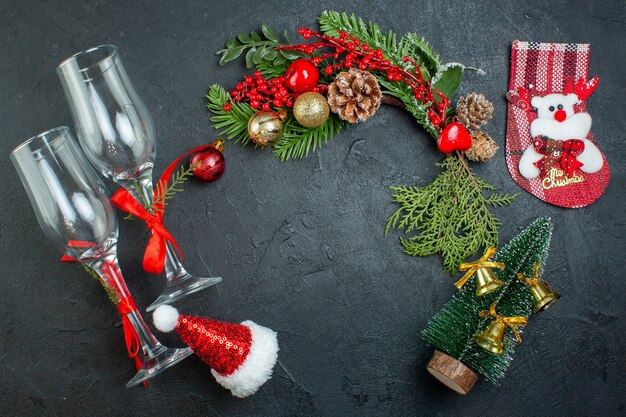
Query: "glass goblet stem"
116 168 222 311
84 246 192 387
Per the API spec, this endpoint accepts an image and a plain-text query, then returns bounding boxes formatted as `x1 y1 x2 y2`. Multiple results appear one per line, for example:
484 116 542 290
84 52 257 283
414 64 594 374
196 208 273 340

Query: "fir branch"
81 264 119 305
274 115 346 161
385 155 516 273
318 11 444 77
318 11 482 132
421 217 553 383
151 162 200 211
124 162 198 220
318 11 443 137
256 59 290 80
207 84 256 145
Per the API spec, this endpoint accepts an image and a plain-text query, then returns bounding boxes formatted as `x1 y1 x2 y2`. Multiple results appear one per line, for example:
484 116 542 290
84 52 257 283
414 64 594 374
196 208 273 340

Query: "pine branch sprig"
318 10 442 77
274 115 346 161
81 264 120 305
151 162 200 211
385 156 516 273
125 162 199 220
208 84 256 145
318 11 481 134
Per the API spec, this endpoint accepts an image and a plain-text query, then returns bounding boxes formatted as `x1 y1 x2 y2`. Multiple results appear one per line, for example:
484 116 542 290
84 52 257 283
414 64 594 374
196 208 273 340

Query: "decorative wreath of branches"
207 11 516 273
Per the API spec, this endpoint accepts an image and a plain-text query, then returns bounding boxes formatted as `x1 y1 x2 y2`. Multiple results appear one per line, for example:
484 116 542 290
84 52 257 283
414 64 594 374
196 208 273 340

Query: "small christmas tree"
422 217 559 394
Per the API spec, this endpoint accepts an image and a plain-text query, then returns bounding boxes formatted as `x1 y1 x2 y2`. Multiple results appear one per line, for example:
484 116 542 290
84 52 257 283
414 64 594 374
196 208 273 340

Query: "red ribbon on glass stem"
111 143 215 274
61 244 146 387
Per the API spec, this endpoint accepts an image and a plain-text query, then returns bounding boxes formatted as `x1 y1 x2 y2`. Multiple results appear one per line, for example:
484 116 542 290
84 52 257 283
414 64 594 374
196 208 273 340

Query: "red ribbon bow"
111 189 182 274
111 143 216 275
533 136 585 177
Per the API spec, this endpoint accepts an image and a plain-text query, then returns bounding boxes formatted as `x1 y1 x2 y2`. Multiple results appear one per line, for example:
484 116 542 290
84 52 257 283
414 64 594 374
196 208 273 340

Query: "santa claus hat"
152 305 278 398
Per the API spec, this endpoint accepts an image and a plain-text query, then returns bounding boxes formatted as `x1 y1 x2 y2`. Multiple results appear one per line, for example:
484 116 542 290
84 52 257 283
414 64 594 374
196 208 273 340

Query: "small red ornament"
437 122 472 153
285 59 319 93
191 139 225 182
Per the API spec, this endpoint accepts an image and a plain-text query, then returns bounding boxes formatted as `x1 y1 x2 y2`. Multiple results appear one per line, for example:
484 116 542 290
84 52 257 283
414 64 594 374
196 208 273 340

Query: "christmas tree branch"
208 84 256 145
274 115 346 160
125 162 198 219
386 156 516 273
81 264 120 305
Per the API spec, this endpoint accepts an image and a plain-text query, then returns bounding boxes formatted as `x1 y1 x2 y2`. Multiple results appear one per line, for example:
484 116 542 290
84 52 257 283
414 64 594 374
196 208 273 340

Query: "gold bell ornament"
455 246 505 296
474 302 528 355
248 110 287 147
517 262 560 313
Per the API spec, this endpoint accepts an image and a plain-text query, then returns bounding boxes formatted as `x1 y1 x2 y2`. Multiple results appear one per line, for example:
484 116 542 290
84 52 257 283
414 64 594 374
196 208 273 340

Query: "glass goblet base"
146 275 223 312
126 345 194 388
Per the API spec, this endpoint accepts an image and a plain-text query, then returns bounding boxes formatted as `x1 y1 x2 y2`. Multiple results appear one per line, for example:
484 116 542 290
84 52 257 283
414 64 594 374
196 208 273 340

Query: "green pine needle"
319 11 442 76
207 84 256 145
125 162 198 220
318 11 479 136
208 84 346 160
81 264 120 305
274 115 346 160
385 155 517 273
256 59 290 79
421 217 553 383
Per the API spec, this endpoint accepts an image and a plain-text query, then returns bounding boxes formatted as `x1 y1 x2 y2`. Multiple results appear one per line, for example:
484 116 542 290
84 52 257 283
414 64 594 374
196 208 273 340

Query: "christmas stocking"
505 41 610 208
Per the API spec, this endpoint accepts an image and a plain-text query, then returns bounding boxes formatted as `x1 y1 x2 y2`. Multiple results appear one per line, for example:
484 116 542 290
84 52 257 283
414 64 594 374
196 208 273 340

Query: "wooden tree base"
426 350 478 395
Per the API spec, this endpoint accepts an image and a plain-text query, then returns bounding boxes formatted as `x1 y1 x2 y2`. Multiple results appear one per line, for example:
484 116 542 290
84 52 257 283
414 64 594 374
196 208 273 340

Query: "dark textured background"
1 1 624 416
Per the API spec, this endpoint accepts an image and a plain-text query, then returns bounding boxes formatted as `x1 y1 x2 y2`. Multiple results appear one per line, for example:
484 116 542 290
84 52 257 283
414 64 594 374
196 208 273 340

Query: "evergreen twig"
208 84 345 160
318 10 481 136
274 115 346 160
151 162 200 212
125 163 199 220
81 264 120 305
208 84 256 145
385 156 517 273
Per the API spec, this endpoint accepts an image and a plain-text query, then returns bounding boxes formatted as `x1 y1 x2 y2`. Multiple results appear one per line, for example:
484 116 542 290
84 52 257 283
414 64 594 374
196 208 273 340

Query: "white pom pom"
152 305 180 333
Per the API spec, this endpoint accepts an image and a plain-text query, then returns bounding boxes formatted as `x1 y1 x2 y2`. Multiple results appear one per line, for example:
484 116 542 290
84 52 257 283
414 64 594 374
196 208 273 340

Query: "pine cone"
464 131 498 162
327 69 382 123
456 93 494 130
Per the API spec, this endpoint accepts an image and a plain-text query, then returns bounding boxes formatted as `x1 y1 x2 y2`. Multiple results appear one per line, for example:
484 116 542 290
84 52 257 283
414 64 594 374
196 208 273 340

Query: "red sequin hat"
152 305 278 398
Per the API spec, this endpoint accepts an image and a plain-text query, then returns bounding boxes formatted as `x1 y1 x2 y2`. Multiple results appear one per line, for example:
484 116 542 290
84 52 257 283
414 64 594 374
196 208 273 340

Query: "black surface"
1 1 625 416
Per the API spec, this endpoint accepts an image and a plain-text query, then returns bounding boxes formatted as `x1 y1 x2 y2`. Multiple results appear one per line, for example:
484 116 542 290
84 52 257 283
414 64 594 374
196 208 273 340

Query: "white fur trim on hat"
211 320 279 398
152 305 180 333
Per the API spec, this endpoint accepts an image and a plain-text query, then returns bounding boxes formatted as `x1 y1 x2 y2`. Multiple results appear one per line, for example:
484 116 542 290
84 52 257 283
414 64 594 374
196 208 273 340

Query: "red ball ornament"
285 59 319 93
437 122 472 153
191 139 225 182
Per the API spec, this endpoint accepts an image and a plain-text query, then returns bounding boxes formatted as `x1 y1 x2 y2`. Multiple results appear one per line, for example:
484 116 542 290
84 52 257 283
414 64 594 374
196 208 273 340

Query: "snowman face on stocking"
529 93 588 139
506 44 610 209
518 83 603 180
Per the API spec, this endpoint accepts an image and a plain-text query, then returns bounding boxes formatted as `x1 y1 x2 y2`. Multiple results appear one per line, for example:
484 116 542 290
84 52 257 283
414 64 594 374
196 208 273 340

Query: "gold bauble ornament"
248 110 287 147
293 92 329 128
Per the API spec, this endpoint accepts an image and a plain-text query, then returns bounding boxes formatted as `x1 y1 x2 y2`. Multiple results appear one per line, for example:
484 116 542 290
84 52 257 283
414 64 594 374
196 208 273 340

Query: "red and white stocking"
505 41 610 208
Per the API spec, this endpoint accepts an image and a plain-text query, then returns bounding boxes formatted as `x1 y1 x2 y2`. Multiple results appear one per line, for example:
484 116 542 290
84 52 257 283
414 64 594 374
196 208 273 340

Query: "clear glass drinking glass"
56 45 221 311
10 127 192 387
